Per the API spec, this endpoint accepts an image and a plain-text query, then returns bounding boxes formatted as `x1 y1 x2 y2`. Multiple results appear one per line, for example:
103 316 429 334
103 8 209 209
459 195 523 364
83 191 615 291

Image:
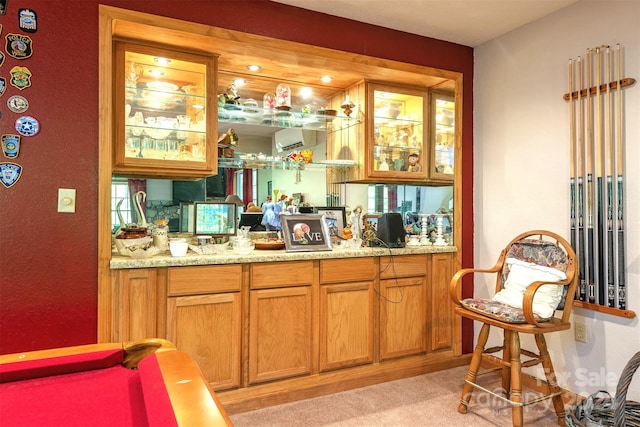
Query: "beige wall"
475 0 640 399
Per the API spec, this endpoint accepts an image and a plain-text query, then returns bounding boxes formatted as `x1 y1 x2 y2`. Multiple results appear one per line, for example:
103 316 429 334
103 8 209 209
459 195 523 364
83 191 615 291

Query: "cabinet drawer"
379 254 428 279
251 261 314 289
320 258 376 284
167 265 242 296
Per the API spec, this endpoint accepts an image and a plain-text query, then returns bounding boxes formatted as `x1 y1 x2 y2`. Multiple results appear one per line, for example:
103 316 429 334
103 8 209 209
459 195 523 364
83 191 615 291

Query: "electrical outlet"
575 322 587 343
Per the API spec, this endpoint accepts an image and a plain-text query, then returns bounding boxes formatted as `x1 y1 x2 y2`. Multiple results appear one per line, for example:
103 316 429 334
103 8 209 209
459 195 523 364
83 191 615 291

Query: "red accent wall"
0 0 474 354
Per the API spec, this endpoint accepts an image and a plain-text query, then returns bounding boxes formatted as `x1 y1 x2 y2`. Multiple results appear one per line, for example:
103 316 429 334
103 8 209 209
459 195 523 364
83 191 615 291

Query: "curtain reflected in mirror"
112 168 258 233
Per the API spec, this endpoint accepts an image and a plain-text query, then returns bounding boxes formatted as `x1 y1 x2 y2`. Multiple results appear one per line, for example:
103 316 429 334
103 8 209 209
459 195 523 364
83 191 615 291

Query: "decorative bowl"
233 241 255 255
254 238 285 250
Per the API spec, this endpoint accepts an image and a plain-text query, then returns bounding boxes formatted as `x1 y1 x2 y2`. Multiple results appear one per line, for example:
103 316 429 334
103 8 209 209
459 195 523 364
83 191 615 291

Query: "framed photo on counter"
281 214 332 252
315 206 346 238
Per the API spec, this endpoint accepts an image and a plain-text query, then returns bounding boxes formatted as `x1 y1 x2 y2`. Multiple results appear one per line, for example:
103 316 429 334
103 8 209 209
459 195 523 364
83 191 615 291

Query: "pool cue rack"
566 44 636 319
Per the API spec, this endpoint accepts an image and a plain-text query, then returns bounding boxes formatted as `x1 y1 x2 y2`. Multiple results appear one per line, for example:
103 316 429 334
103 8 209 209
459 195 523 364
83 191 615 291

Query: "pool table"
0 339 232 426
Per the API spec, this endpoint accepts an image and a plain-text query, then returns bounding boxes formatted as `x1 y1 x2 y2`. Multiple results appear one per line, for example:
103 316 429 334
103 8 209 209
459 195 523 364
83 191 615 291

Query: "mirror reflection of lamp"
225 194 244 206
225 194 245 222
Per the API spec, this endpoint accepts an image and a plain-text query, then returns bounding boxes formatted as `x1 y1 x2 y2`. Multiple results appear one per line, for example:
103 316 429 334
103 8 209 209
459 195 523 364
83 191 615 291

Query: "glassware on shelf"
263 92 276 110
116 42 213 171
275 84 291 109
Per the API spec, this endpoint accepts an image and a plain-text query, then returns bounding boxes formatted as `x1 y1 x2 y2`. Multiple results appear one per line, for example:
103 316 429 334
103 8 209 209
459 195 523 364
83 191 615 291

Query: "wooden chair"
450 230 578 427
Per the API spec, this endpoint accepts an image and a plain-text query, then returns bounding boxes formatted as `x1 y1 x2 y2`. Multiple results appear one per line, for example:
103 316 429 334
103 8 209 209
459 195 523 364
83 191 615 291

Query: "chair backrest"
495 230 578 323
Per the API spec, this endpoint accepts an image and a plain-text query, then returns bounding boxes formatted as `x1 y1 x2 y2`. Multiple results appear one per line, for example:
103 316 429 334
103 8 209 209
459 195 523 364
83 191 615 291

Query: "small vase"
153 226 169 251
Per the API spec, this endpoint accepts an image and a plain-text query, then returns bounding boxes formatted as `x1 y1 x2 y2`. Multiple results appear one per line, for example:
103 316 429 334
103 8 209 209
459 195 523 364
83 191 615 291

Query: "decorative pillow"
493 257 567 319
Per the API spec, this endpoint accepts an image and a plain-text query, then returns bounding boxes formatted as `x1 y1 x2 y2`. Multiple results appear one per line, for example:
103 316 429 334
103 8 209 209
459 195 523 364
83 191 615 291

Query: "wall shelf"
573 300 636 319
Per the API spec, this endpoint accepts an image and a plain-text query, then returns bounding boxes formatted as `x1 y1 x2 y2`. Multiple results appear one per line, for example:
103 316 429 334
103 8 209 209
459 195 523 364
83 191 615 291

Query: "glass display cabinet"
430 91 455 181
113 42 217 177
366 83 428 181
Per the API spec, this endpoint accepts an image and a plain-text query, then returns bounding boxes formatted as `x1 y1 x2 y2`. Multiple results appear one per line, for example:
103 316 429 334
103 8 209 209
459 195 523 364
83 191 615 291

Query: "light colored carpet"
230 366 562 426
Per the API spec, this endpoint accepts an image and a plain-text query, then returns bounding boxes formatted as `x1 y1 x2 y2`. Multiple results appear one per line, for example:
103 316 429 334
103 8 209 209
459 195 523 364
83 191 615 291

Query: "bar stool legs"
457 328 567 427
535 334 566 426
458 323 490 414
509 332 523 427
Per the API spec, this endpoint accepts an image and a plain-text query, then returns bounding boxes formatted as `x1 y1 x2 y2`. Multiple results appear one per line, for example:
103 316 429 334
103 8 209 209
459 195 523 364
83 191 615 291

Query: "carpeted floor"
229 366 563 426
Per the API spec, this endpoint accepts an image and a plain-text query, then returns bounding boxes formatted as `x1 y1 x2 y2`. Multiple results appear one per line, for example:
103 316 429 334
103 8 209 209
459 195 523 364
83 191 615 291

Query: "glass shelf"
218 105 360 133
217 156 357 170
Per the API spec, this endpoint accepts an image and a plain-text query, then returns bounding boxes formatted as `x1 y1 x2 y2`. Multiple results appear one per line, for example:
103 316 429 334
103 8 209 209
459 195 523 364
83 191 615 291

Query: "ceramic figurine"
341 95 355 116
350 205 363 239
261 196 282 231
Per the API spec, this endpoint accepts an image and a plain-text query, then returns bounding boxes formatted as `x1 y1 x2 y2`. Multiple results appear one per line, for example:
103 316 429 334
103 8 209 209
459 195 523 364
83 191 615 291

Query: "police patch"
15 115 39 137
19 9 37 33
2 134 20 159
0 162 23 188
9 66 31 90
7 95 28 113
5 33 33 60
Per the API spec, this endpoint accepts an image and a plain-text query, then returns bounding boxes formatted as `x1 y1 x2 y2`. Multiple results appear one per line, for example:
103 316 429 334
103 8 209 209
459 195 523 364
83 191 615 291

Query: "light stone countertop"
110 245 457 269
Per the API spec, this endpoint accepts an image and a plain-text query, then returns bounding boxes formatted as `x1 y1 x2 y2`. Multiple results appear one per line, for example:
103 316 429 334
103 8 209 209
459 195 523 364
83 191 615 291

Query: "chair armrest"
522 278 573 327
449 266 502 306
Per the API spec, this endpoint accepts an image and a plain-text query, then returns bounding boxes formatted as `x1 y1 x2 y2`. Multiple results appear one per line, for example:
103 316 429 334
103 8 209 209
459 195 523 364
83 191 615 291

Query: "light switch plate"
58 188 76 213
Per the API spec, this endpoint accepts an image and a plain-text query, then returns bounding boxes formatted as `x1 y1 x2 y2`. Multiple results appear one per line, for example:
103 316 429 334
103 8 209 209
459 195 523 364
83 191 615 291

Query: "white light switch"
58 188 76 213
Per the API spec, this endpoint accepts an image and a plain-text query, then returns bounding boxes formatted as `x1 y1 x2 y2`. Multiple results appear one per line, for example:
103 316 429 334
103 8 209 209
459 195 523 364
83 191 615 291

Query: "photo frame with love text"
281 213 332 252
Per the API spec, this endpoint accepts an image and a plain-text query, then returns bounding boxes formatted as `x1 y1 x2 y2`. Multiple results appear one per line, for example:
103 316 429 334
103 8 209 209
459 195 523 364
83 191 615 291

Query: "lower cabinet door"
113 268 158 342
249 286 312 384
379 276 428 360
319 281 374 372
430 253 453 351
167 292 242 391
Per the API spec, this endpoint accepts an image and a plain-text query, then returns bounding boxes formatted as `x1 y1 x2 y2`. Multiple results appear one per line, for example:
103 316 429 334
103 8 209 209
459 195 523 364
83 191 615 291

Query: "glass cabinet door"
113 42 217 177
430 91 455 181
366 83 427 181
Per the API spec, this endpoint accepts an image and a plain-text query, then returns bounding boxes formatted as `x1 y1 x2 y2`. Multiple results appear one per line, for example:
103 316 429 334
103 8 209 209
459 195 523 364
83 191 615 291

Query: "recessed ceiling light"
299 87 313 98
154 57 171 65
246 64 261 72
148 69 164 77
321 75 332 83
233 78 246 86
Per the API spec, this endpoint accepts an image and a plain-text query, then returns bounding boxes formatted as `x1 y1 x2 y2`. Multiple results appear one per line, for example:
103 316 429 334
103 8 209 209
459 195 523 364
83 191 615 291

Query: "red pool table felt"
0 346 229 426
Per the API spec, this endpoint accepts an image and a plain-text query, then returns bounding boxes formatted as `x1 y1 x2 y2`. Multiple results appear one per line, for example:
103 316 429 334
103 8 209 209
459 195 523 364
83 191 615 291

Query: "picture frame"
315 206 346 238
281 213 332 252
363 213 382 245
193 202 237 236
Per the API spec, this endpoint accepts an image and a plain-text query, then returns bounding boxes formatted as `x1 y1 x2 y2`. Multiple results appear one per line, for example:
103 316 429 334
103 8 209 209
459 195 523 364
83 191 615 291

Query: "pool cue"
569 58 582 300
595 46 605 305
569 58 576 268
604 46 615 307
577 55 587 302
615 44 626 310
586 48 596 304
